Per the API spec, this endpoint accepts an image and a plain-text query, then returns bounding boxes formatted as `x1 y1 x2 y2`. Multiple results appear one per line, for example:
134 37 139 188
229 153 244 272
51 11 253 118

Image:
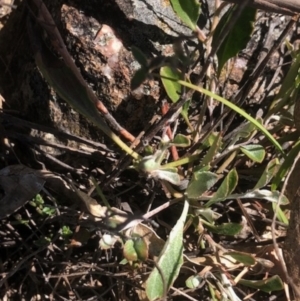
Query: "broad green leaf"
187 171 219 199
239 275 284 293
240 144 265 163
160 66 182 102
131 46 148 67
254 158 280 189
204 222 242 236
170 0 201 31
214 6 256 75
146 200 189 300
205 169 238 207
172 134 191 147
131 67 148 90
225 251 256 266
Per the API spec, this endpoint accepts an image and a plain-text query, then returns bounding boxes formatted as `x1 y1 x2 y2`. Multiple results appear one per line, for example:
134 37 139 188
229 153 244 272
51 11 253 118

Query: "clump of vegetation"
1 0 300 300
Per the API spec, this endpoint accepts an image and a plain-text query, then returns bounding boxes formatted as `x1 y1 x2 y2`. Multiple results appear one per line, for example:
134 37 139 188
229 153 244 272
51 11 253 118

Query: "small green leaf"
240 144 265 163
181 99 193 129
272 203 289 225
137 156 161 173
133 235 148 261
123 239 138 262
186 275 203 289
131 46 148 67
232 121 257 141
200 132 222 167
254 158 280 189
33 194 44 205
172 134 191 147
146 200 189 301
214 6 256 76
170 0 201 31
61 225 73 238
131 67 148 90
202 132 220 148
196 208 216 224
187 171 219 199
42 206 55 216
225 251 256 266
160 66 182 102
205 169 238 207
152 169 181 185
239 275 284 293
205 222 242 236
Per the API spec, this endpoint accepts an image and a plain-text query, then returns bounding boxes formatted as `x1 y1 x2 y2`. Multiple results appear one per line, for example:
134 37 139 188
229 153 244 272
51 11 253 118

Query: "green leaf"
232 121 257 141
131 67 148 90
123 239 138 262
146 200 189 301
204 133 217 147
133 235 148 261
272 202 289 225
175 80 285 155
234 189 289 205
204 222 242 236
239 275 284 293
196 208 216 224
131 46 148 67
271 140 300 191
186 275 203 289
205 169 238 207
61 225 73 238
225 251 256 266
254 158 280 189
42 206 55 216
200 132 222 167
160 66 182 102
170 0 201 31
214 6 256 75
187 171 219 199
137 156 161 173
172 134 191 147
152 169 181 185
240 144 265 163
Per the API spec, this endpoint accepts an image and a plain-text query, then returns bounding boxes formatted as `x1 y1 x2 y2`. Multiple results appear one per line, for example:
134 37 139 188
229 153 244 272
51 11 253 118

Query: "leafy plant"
22 0 300 299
